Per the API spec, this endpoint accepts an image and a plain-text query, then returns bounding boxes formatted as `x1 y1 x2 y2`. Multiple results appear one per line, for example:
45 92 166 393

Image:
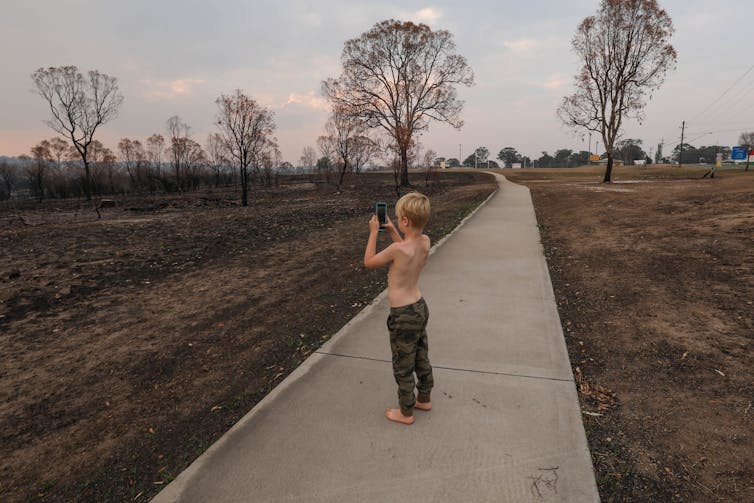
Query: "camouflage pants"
387 297 433 416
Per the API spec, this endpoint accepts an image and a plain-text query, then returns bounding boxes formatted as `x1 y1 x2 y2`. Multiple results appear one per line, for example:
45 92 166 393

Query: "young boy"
364 192 434 425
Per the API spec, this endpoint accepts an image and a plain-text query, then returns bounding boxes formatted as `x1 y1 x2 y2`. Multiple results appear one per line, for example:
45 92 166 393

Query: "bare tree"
206 133 230 187
350 134 379 174
86 140 117 195
145 134 166 190
31 66 124 200
47 137 69 170
300 146 317 174
118 138 146 190
166 116 191 192
29 140 52 201
0 160 18 199
316 134 336 183
215 89 276 206
423 148 437 186
322 20 474 187
181 138 207 190
320 106 372 191
557 0 676 183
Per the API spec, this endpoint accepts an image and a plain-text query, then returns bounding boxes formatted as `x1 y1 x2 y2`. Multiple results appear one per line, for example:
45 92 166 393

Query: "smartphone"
375 202 387 232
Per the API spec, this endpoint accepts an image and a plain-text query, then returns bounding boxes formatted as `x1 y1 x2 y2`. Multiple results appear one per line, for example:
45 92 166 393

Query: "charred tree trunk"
400 148 410 187
603 153 614 183
337 161 348 193
241 166 249 207
83 160 92 201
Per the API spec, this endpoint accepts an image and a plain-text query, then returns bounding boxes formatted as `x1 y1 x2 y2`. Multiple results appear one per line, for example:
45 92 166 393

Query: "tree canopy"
557 0 676 182
31 66 124 200
322 19 474 187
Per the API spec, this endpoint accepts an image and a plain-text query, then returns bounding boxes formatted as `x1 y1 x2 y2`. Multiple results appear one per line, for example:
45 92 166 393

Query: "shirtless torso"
387 235 430 307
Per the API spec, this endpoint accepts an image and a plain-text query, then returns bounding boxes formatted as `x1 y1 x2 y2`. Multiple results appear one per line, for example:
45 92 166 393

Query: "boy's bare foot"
385 408 414 425
414 400 432 411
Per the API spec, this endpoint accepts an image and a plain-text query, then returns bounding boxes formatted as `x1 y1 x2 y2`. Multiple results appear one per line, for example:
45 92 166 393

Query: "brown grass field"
0 171 496 502
3 164 752 501
505 165 753 502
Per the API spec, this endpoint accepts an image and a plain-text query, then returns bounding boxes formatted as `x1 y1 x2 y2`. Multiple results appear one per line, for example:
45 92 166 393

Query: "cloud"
399 7 442 25
538 74 569 90
502 39 536 51
285 91 330 111
142 78 206 100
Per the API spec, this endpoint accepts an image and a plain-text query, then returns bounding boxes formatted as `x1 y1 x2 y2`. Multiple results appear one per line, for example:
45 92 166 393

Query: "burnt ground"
505 166 753 502
0 171 496 502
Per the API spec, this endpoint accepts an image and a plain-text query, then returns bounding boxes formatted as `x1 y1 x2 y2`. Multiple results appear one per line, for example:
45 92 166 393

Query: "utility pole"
459 144 462 166
678 121 685 168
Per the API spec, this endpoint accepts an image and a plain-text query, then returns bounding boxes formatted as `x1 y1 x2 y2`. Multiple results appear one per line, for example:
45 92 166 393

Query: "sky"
1 0 753 164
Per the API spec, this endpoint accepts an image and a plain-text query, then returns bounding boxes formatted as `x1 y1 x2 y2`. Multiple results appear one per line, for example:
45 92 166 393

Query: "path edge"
152 175 499 502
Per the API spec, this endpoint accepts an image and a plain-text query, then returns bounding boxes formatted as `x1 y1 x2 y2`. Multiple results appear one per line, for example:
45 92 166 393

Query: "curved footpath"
153 173 600 502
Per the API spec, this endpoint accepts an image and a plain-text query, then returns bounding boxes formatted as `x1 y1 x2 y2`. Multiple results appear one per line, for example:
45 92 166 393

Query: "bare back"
387 234 430 307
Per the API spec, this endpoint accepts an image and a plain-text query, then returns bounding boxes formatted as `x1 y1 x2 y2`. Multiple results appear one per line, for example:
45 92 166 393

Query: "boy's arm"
364 215 398 269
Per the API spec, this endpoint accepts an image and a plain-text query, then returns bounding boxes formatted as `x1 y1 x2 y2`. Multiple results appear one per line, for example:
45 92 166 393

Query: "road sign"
731 146 747 160
589 154 600 161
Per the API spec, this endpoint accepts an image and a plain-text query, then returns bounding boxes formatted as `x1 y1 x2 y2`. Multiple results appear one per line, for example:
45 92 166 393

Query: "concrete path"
153 173 600 503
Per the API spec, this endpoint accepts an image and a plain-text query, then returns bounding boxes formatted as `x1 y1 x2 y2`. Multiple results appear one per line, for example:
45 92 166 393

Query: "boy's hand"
369 214 380 234
384 216 396 232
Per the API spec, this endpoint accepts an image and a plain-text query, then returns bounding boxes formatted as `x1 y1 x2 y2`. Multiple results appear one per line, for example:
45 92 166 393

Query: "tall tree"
300 146 317 173
29 140 52 201
474 146 489 166
423 148 437 186
557 0 676 182
615 138 647 165
206 133 229 186
31 66 123 200
166 116 191 193
322 19 474 187
554 149 574 167
349 135 379 174
215 89 275 206
0 160 18 200
739 131 754 149
118 138 146 190
48 137 69 170
535 151 554 168
146 134 166 190
497 147 522 168
320 106 370 191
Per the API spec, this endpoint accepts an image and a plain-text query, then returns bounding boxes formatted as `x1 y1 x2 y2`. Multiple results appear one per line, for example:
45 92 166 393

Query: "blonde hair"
395 191 430 229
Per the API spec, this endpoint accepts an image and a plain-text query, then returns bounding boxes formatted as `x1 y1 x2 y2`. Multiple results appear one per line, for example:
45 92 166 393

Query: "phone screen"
377 205 386 224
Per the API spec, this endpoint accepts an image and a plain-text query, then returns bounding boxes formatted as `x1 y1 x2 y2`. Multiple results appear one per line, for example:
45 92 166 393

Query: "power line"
695 79 754 125
689 63 754 122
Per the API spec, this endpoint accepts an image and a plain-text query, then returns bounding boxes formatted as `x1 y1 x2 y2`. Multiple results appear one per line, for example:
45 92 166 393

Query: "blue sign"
731 146 748 160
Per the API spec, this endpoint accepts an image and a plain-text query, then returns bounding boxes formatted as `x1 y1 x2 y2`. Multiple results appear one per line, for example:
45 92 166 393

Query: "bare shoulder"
422 234 431 249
